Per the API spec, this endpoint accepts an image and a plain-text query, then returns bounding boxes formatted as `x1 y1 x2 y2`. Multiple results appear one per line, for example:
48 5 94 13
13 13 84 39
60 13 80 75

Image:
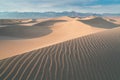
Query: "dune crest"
79 17 120 29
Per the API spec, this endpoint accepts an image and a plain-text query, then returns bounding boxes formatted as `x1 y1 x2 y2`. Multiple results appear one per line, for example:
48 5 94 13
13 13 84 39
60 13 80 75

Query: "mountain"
0 11 119 19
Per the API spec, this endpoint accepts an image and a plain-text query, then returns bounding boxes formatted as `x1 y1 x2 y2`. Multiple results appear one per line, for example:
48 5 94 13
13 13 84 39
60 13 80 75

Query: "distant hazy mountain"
0 11 119 19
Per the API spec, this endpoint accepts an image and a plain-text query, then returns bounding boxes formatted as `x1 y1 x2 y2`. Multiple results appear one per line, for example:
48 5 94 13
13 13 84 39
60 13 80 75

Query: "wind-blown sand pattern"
0 27 120 80
0 16 105 59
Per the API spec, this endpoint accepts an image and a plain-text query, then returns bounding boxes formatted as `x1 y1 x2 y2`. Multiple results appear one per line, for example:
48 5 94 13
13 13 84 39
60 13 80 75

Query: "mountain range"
0 11 120 19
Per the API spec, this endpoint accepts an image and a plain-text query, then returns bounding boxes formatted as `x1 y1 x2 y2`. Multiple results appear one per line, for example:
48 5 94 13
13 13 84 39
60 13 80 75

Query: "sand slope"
0 17 105 59
0 19 33 25
79 17 120 28
0 20 67 38
0 27 120 80
105 17 120 25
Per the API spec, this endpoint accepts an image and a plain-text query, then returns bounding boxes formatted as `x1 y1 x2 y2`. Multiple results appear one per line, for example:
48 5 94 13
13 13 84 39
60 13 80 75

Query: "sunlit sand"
0 16 120 80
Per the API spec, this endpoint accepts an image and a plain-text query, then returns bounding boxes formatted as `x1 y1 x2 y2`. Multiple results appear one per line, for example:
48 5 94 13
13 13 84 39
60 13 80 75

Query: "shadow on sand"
78 17 120 29
0 19 38 25
0 20 67 39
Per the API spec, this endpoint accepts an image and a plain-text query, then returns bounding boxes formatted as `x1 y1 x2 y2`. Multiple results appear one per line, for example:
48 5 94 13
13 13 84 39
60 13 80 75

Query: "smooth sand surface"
0 27 120 80
105 17 120 25
0 16 107 59
0 19 33 25
79 17 120 28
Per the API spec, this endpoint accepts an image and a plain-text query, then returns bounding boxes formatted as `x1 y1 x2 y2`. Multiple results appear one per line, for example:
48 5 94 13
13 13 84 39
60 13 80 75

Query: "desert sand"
0 16 120 80
0 25 120 80
0 16 111 59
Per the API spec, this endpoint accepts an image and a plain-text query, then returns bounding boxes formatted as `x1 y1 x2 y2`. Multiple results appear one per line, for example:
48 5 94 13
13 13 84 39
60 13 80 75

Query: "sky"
0 0 120 13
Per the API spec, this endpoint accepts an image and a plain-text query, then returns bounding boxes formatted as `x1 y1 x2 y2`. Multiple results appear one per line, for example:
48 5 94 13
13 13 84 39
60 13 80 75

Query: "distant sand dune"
0 19 33 25
0 20 67 38
0 27 120 80
105 17 120 25
79 17 120 29
0 17 105 59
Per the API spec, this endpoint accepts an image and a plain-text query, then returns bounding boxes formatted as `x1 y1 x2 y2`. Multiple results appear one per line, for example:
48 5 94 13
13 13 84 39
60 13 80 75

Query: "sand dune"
0 27 120 80
0 19 33 25
0 20 67 38
105 17 120 25
79 17 120 28
0 16 106 59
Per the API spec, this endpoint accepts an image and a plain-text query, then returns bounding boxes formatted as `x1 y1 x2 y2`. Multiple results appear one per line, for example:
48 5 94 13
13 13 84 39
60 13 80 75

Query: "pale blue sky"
0 0 120 13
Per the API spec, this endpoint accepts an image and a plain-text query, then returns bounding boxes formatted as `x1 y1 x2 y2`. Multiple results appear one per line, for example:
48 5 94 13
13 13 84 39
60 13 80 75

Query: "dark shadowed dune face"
0 27 120 80
0 19 33 25
0 20 67 39
0 19 22 25
79 17 120 29
108 19 117 22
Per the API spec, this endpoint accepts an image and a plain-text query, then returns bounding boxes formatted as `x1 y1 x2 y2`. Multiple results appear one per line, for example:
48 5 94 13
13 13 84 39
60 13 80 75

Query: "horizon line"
0 11 120 14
